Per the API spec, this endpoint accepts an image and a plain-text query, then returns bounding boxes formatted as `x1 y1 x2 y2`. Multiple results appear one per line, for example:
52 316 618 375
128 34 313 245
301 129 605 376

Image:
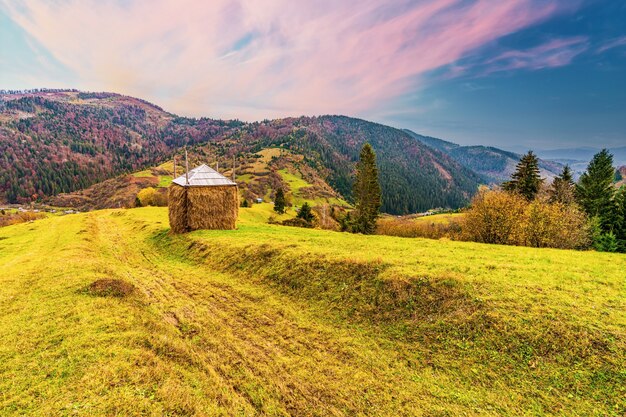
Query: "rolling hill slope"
0 207 624 415
0 90 481 214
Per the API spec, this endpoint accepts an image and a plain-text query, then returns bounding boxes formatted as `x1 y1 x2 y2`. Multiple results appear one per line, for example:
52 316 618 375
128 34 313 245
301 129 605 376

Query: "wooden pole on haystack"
232 155 236 182
173 155 177 177
185 148 189 185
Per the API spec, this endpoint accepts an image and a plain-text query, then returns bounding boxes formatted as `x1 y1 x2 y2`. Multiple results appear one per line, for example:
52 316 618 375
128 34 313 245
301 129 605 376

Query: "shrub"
593 232 618 252
462 190 591 249
137 187 168 207
462 190 526 245
281 217 314 228
0 211 46 228
376 218 462 239
519 200 590 249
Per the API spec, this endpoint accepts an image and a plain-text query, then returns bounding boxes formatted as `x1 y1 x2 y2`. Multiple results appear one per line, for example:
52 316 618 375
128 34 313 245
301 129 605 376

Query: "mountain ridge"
403 129 564 183
0 90 480 214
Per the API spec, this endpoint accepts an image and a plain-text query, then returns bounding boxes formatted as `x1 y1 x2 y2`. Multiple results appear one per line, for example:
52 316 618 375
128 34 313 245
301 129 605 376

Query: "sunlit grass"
0 207 624 416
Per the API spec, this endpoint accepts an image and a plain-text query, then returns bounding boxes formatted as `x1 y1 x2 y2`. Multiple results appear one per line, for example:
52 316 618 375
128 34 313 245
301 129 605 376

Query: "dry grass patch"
84 278 136 298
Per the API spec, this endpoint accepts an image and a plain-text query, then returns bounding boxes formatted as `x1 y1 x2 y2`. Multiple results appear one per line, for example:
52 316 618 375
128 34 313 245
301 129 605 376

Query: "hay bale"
187 186 238 231
168 183 238 233
168 184 189 233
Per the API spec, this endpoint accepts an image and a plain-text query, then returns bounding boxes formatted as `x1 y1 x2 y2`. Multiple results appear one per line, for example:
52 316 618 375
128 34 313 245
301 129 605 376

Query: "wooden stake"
185 148 189 185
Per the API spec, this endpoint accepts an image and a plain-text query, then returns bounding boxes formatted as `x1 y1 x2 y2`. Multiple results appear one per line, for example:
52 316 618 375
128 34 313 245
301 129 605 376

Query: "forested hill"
0 90 480 214
403 129 563 183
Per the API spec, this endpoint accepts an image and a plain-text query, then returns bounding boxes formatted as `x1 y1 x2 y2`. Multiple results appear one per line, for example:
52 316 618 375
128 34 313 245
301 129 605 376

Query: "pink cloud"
597 36 626 54
477 36 589 75
2 0 579 119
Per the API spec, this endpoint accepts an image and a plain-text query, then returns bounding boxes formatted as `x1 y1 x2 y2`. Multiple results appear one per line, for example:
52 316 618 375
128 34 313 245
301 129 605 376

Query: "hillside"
0 207 624 415
48 149 349 211
404 130 563 184
0 90 480 214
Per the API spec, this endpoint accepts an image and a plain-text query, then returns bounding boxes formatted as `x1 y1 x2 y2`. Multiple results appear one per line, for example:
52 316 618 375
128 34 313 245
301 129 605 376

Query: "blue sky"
1 0 625 150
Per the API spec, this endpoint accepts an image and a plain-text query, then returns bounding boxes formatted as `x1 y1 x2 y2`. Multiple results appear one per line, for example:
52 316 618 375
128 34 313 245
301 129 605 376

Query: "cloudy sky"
1 0 625 150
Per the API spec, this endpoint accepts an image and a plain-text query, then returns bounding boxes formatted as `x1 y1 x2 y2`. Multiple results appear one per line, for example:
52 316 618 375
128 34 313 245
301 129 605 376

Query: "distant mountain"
617 166 626 188
537 147 626 165
0 90 481 214
536 147 626 176
403 130 563 184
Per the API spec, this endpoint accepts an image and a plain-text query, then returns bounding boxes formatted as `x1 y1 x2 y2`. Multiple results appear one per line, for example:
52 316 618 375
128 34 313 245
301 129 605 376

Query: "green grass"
132 169 153 178
277 168 349 207
278 169 309 195
157 175 172 188
0 207 624 416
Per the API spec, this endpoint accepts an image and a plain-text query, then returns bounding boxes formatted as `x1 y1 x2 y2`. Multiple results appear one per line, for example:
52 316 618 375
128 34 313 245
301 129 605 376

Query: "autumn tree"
463 189 590 249
274 188 286 214
351 143 382 234
462 190 526 245
503 151 544 200
549 165 575 205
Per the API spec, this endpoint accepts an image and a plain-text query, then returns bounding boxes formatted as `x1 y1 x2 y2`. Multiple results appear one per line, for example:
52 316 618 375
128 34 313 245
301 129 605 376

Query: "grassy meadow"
0 206 624 416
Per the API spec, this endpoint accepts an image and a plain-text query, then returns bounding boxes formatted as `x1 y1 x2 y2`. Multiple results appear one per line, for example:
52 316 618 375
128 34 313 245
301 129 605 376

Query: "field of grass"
0 207 624 416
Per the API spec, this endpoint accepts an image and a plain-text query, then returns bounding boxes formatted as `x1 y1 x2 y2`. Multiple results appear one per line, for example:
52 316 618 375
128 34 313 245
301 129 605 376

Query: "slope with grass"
0 208 624 416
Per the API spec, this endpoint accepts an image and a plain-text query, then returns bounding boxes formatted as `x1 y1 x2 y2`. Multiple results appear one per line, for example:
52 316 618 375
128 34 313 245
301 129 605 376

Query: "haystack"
168 164 238 233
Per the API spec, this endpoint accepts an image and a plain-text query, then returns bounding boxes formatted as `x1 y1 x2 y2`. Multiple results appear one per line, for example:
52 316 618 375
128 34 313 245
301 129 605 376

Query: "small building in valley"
168 164 238 233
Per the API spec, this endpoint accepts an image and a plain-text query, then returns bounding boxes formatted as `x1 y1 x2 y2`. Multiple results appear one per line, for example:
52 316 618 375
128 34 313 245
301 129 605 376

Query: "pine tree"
575 149 616 231
549 165 575 204
274 188 286 214
296 202 315 223
352 143 382 234
503 151 544 201
613 187 626 253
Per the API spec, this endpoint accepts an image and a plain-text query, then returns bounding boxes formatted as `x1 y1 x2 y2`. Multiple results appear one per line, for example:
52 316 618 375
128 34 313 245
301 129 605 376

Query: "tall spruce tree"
549 165 575 204
352 143 382 234
613 187 626 252
274 188 286 214
503 151 544 200
575 149 616 231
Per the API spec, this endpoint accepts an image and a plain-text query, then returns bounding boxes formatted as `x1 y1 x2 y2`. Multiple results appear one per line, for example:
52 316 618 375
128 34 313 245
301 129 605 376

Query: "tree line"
467 149 625 251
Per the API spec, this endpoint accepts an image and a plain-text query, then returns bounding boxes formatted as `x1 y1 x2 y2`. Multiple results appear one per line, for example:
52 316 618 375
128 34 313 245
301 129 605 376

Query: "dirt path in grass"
85 212 437 416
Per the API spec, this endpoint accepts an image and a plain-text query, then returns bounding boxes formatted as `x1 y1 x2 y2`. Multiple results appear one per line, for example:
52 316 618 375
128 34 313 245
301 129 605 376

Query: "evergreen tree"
613 187 626 253
575 149 616 231
352 143 382 234
273 188 286 214
296 202 315 223
549 165 575 204
503 151 544 201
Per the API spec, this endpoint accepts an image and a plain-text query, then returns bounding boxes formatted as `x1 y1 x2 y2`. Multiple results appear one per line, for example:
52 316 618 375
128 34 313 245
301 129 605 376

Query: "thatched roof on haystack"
168 164 238 233
172 164 236 187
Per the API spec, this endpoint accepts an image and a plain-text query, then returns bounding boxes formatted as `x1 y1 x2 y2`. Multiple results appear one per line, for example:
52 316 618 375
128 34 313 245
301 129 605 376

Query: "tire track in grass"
93 212 430 416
